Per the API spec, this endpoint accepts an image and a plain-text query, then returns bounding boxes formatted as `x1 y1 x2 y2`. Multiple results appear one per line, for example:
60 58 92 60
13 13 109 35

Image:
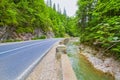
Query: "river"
67 42 115 80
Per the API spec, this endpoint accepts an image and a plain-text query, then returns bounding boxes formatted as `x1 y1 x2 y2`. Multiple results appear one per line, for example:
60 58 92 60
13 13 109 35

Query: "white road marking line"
0 40 51 55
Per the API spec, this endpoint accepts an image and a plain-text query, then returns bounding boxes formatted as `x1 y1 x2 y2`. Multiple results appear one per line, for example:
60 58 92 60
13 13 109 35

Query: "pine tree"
47 0 52 7
57 4 60 12
53 3 56 11
47 0 49 6
50 0 52 7
63 8 67 16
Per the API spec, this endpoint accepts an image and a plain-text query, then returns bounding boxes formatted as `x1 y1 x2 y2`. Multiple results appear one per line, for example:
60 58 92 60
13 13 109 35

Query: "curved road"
0 39 61 80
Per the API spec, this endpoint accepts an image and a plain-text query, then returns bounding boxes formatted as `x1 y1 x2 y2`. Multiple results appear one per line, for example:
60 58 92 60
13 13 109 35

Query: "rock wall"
0 27 55 42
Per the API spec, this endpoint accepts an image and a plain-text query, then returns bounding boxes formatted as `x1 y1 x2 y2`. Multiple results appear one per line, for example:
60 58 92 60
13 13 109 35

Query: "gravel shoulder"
26 42 62 80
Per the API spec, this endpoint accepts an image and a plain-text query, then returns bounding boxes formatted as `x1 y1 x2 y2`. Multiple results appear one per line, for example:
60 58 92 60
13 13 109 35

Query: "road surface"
0 39 61 80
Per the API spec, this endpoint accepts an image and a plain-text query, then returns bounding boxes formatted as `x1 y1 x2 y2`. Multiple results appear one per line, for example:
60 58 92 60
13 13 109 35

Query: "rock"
34 28 44 38
63 38 69 45
56 44 67 60
79 44 120 80
46 31 54 38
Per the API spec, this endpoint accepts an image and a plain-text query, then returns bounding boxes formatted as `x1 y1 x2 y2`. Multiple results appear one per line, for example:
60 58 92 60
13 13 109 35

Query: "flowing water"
67 42 115 80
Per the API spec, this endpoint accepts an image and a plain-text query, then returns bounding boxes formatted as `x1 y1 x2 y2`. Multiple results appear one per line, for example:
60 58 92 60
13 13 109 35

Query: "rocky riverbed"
79 44 120 80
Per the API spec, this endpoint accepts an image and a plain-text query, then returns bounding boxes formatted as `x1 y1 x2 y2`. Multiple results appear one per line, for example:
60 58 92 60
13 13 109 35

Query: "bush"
32 35 46 40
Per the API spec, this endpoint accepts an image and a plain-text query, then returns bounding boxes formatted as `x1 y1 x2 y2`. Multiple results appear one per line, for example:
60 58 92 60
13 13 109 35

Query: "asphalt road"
0 39 61 80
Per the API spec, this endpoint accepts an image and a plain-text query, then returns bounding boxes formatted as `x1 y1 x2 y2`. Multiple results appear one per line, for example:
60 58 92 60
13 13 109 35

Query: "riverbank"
79 44 120 80
67 40 114 80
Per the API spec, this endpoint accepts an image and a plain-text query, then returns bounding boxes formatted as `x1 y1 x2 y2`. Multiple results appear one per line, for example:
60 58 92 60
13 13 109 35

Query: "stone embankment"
56 40 77 80
79 44 120 80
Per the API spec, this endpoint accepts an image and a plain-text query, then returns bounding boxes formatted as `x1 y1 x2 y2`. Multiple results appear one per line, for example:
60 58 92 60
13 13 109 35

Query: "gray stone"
56 45 66 60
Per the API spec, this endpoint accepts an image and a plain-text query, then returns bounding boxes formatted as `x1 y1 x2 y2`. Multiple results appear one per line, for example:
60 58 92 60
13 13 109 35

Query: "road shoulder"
26 42 62 80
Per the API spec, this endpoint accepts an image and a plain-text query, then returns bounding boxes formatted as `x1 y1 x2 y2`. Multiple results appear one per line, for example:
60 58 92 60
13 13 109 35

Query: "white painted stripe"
0 40 50 55
16 47 50 80
0 40 43 46
16 40 59 80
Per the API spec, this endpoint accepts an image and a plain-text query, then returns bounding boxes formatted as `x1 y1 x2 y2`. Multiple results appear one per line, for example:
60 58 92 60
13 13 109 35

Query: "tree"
57 4 60 13
77 0 120 59
47 0 52 7
47 0 49 6
0 0 79 42
50 0 52 7
53 3 56 11
63 8 67 16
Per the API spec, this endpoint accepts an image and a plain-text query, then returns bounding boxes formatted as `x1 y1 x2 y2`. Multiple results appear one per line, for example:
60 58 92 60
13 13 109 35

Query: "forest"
77 0 120 59
0 0 120 59
0 0 79 41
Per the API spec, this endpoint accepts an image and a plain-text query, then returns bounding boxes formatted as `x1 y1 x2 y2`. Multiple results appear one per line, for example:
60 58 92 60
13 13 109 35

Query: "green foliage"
16 27 34 33
39 35 46 39
2 39 22 43
0 0 79 39
32 35 46 40
77 0 120 58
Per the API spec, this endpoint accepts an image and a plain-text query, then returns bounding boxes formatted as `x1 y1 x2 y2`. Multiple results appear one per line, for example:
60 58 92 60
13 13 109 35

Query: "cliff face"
0 27 54 42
